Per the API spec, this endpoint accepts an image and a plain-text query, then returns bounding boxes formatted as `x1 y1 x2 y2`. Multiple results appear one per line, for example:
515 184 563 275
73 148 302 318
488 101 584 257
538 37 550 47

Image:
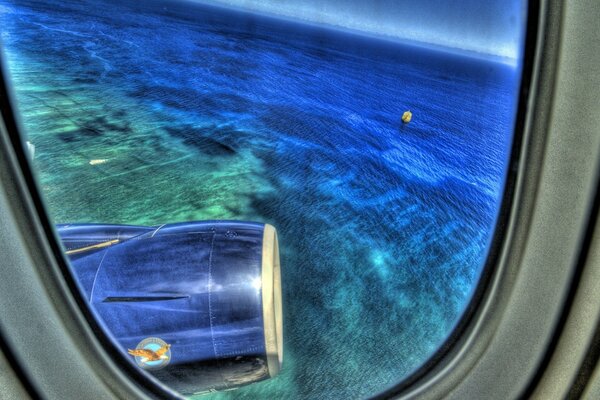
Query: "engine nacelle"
57 221 283 395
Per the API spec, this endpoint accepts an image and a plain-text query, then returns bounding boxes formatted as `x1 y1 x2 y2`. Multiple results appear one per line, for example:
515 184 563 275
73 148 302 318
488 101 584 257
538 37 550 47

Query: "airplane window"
0 0 525 398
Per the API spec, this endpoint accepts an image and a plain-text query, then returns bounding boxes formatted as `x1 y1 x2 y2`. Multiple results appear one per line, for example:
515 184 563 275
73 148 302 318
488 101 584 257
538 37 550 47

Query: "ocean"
0 0 519 398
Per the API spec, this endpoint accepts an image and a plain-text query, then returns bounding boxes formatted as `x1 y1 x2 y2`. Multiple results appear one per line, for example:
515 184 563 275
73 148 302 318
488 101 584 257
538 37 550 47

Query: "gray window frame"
0 0 599 398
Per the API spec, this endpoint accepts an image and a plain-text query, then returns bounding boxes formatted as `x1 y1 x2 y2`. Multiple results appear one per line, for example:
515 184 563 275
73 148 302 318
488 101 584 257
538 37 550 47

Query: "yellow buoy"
402 110 412 124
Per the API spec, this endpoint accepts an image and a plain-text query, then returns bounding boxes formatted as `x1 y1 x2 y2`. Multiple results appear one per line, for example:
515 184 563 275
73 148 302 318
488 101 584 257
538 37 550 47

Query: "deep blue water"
0 0 520 398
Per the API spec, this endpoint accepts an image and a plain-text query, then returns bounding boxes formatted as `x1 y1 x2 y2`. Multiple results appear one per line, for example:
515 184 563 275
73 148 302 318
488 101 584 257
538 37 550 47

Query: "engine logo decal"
127 337 171 370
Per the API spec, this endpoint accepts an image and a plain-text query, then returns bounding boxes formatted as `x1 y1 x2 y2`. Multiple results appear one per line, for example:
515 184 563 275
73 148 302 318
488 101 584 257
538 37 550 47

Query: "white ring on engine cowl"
261 224 283 378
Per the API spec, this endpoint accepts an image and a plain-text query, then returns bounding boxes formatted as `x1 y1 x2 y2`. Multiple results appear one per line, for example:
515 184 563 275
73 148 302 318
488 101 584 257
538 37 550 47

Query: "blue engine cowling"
57 221 283 395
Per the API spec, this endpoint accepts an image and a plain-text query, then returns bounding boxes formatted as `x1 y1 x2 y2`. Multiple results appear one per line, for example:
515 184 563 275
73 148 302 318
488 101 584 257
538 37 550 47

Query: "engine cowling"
57 221 283 395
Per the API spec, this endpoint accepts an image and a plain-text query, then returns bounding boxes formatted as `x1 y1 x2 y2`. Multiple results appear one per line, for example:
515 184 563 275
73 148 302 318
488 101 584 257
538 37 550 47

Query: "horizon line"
188 0 519 65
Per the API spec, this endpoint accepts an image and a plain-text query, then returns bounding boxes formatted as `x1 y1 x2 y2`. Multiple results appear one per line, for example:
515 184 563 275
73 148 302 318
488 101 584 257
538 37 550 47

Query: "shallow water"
0 0 519 398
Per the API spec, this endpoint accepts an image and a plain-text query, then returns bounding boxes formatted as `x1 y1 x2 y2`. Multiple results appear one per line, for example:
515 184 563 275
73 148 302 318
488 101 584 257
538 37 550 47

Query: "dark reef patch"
56 114 133 142
86 116 132 134
164 125 237 156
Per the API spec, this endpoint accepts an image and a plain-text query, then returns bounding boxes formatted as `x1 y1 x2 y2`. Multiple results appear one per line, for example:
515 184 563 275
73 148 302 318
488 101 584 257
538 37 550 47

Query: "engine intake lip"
261 224 283 378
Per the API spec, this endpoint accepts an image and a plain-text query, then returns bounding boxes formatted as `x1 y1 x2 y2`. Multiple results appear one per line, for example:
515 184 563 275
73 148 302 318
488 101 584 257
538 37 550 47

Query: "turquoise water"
0 0 520 398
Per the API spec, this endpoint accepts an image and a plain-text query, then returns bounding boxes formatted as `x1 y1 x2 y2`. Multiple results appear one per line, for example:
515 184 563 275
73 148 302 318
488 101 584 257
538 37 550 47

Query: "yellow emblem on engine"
128 337 171 370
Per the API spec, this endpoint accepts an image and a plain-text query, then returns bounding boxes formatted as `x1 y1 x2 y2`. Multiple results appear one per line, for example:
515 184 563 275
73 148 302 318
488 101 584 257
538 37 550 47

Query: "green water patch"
12 81 274 226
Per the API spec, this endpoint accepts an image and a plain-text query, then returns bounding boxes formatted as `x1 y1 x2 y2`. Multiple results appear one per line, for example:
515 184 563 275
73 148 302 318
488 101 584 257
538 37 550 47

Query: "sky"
194 0 524 60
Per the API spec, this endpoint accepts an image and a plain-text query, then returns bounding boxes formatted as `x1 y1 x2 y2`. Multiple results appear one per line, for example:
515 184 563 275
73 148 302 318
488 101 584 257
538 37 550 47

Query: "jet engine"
57 221 283 395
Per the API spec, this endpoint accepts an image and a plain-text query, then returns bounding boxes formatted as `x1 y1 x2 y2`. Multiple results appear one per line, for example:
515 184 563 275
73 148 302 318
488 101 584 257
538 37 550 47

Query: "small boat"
402 111 412 124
